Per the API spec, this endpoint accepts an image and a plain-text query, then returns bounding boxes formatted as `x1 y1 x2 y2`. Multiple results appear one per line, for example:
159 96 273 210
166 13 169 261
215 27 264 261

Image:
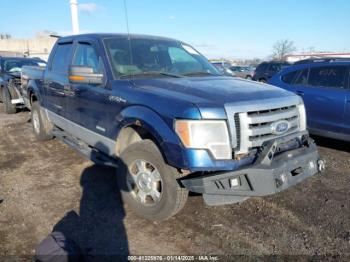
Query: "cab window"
72 43 104 74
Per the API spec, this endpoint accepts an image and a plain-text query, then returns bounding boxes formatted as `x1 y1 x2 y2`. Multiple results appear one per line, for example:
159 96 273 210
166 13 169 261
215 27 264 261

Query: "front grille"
234 113 241 151
238 105 300 153
224 96 302 155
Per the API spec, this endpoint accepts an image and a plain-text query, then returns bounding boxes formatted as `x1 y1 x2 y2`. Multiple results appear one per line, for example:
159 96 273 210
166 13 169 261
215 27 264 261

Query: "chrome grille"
225 96 303 155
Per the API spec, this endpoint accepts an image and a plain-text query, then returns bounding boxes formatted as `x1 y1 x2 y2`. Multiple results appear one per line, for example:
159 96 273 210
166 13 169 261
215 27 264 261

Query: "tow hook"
317 159 326 173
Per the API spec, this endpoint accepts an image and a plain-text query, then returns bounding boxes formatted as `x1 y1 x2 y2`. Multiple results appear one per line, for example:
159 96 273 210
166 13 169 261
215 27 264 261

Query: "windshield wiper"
183 71 217 77
119 71 183 79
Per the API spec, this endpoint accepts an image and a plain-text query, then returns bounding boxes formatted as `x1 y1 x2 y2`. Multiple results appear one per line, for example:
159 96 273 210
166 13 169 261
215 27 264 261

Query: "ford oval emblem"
271 120 290 135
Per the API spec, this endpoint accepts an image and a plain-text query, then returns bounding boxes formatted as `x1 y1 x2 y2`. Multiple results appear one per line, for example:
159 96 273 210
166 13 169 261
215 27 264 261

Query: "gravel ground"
0 105 349 260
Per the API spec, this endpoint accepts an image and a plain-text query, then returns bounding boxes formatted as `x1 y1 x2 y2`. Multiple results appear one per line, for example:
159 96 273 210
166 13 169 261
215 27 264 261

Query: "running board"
52 128 119 168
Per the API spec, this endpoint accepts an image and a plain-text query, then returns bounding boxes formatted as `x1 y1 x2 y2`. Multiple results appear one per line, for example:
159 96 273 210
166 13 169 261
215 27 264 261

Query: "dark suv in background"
253 61 290 82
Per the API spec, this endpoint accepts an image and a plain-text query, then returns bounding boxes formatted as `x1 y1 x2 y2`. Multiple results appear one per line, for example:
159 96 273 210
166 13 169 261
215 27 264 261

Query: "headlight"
175 120 232 160
297 103 307 131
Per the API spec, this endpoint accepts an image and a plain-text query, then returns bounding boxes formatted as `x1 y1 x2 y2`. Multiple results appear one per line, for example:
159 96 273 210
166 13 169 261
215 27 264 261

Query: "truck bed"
21 66 46 109
21 66 45 81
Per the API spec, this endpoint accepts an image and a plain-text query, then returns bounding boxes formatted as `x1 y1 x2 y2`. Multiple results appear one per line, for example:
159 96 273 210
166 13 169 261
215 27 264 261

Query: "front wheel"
117 140 188 220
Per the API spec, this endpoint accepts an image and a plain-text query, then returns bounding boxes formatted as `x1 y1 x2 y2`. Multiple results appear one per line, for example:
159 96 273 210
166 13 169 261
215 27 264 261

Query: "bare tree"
272 39 296 60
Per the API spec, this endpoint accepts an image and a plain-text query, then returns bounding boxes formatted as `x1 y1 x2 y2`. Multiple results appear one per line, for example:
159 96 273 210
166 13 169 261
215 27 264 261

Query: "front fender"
115 105 190 169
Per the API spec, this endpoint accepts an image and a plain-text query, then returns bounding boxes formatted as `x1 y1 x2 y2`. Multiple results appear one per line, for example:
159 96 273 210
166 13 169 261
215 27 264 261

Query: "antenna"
123 0 134 80
123 0 131 37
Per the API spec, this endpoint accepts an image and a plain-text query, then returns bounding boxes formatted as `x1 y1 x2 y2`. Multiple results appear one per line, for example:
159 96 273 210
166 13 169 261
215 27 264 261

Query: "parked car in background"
253 61 290 83
211 61 236 77
230 66 254 80
269 58 350 141
22 33 323 220
0 56 46 113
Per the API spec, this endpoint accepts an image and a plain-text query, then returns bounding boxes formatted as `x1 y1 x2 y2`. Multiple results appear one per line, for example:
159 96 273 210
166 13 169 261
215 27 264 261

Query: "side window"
282 70 298 84
256 63 267 72
308 66 347 89
294 69 309 85
72 43 104 74
269 64 281 72
50 43 73 73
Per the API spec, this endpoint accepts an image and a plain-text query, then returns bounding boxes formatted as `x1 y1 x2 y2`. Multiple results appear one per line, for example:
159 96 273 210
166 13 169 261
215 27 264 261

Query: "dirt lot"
0 104 350 260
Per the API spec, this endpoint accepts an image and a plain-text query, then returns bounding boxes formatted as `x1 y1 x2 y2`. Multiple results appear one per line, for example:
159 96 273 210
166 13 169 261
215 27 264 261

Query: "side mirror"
69 66 104 85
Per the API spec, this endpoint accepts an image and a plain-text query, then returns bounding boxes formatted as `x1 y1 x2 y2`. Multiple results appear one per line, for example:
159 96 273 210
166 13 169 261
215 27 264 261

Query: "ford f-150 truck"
21 34 325 220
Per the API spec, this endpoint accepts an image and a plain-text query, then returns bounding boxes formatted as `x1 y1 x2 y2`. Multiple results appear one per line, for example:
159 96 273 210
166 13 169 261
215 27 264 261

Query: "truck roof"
57 33 179 43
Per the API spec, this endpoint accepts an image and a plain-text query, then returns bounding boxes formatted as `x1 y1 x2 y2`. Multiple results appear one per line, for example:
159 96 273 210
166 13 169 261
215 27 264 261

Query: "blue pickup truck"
21 33 324 220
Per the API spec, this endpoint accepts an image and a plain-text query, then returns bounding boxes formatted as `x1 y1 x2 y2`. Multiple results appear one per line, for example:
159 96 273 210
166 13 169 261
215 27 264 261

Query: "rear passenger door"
295 65 348 133
44 42 74 116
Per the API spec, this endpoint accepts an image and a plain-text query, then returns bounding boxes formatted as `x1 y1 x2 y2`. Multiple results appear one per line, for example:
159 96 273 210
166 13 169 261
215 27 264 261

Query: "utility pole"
70 0 79 34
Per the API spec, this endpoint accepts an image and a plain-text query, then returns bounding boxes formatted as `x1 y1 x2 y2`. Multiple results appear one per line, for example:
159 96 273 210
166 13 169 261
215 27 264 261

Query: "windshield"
3 59 46 73
104 37 221 79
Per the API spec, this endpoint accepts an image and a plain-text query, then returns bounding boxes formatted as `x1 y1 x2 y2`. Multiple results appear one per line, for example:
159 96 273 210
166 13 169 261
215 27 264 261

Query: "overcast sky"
1 0 349 59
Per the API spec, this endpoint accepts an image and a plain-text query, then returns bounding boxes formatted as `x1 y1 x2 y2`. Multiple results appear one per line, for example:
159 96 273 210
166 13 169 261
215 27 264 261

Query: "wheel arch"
114 106 186 168
27 84 39 105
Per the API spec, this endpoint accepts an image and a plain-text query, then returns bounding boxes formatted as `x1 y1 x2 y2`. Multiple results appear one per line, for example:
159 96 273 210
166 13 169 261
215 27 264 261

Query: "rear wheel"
117 140 188 220
259 78 267 83
245 75 252 80
31 102 54 141
2 87 16 114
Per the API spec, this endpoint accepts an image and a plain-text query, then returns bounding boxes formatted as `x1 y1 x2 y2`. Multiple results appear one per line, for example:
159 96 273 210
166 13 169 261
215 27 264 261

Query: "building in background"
284 52 350 63
0 32 57 61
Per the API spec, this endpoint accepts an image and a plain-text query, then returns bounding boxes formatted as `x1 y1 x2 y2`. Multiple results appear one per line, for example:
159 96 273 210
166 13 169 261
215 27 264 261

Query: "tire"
31 102 54 141
259 78 267 83
117 140 188 220
2 87 16 114
245 75 252 80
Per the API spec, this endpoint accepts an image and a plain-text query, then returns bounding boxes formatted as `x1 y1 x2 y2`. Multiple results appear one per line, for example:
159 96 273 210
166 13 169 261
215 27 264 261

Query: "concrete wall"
0 37 57 61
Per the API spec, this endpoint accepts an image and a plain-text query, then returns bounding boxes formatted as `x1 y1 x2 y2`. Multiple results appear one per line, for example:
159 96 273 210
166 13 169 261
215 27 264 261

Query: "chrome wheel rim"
127 159 162 206
32 111 40 134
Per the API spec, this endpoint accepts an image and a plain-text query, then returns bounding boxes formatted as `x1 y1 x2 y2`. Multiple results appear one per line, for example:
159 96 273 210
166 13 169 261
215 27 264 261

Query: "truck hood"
133 76 295 106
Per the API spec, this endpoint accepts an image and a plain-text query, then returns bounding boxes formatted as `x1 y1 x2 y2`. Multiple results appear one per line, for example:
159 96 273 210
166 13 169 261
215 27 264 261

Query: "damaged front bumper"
181 133 325 206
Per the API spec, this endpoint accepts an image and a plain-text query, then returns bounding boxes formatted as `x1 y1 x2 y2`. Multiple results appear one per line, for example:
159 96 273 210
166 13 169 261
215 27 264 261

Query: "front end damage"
181 132 325 206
